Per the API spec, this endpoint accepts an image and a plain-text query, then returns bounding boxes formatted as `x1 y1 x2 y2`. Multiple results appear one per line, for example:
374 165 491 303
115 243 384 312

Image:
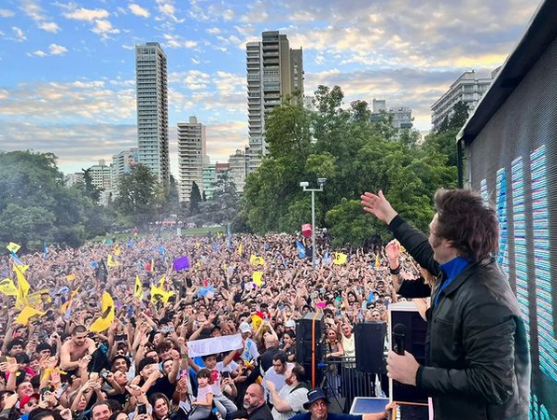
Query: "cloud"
21 0 46 21
92 20 120 35
0 121 138 172
129 4 150 18
38 21 60 33
207 27 221 35
21 0 61 32
0 9 15 18
49 44 67 55
155 0 183 23
12 26 26 41
63 7 109 21
0 79 136 123
29 50 47 57
162 33 197 49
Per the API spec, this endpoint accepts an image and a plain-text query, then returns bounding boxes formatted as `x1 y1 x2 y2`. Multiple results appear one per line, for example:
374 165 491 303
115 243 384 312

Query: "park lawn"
90 226 225 243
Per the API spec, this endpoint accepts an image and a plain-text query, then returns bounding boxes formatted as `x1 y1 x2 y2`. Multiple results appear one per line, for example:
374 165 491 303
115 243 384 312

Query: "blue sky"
0 0 541 177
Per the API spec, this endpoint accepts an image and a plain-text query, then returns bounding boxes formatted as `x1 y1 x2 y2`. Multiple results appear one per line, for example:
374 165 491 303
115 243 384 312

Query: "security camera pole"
300 178 327 272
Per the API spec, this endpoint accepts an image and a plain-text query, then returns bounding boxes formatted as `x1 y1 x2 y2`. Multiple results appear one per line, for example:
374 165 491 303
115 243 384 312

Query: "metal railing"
319 358 387 412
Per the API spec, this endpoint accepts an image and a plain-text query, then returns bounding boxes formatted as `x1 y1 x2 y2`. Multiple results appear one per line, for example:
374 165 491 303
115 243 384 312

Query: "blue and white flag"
296 241 306 259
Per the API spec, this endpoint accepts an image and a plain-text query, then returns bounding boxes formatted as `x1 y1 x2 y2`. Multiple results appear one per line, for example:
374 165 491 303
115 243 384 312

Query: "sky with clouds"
0 0 542 176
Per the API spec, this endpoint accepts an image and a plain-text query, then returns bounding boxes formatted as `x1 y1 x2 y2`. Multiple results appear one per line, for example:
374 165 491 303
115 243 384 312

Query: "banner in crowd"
187 333 244 358
173 256 190 271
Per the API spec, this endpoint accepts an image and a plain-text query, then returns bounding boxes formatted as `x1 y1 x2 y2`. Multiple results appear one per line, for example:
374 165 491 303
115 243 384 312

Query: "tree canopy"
240 86 458 247
0 150 109 250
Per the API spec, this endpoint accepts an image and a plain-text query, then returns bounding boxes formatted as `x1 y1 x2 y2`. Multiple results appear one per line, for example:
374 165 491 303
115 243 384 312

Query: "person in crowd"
290 389 394 420
233 384 273 420
149 392 187 420
188 369 213 420
0 228 431 420
267 364 307 420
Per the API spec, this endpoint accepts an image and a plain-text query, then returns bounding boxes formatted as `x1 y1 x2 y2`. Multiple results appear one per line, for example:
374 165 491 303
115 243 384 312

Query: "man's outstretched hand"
361 191 398 225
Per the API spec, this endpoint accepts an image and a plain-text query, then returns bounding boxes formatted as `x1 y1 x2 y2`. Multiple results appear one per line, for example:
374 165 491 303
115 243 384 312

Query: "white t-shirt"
271 384 308 420
262 363 294 404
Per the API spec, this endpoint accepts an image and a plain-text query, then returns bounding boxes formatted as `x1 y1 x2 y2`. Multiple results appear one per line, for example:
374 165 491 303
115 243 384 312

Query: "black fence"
320 358 388 412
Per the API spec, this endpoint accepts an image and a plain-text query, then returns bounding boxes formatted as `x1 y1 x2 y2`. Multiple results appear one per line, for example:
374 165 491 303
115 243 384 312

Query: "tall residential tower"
135 42 170 184
246 31 304 173
178 116 207 202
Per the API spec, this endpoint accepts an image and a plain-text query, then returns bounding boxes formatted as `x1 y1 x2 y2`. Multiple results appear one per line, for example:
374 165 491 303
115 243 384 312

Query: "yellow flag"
113 244 121 256
238 243 243 256
7 242 21 253
250 255 265 266
13 263 30 309
150 285 174 304
27 289 50 307
253 271 264 287
158 276 166 288
0 278 18 296
195 241 200 249
375 253 380 267
333 253 348 265
89 292 115 333
16 306 45 326
107 254 120 267
66 273 75 282
251 313 263 331
150 259 155 272
135 276 143 299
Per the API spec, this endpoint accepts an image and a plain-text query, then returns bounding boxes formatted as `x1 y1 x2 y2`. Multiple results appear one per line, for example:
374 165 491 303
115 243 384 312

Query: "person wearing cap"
19 393 40 416
239 322 260 363
290 389 394 420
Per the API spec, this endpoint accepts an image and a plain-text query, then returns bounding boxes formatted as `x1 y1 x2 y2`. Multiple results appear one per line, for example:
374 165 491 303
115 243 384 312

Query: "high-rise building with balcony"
246 31 304 173
228 149 247 193
111 148 138 196
178 116 207 202
431 69 499 130
135 42 170 184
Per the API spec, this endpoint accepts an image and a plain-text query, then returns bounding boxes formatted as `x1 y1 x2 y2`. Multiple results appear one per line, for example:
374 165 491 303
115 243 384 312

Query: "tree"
241 84 459 246
0 150 107 250
81 168 102 202
449 100 470 130
113 164 164 231
190 181 202 215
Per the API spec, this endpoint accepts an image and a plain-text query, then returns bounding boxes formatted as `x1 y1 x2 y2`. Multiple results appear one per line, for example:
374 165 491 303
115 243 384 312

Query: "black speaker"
354 322 387 374
389 304 429 405
296 312 324 365
296 312 324 387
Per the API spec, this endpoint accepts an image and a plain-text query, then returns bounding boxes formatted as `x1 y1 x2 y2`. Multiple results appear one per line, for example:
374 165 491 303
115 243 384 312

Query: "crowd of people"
0 230 418 420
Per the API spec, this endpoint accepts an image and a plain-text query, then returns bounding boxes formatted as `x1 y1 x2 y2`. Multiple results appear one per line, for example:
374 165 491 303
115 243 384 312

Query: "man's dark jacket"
390 215 531 420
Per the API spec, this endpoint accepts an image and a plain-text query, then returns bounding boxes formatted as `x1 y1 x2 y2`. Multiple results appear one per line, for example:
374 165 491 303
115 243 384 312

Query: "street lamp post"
300 178 327 271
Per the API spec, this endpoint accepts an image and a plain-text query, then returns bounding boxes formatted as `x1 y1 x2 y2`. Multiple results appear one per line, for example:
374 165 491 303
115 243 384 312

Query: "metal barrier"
320 358 386 412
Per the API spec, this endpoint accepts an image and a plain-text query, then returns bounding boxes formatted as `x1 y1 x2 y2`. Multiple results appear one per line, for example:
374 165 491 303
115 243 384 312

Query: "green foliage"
241 85 459 246
0 150 108 250
190 181 202 215
113 164 165 231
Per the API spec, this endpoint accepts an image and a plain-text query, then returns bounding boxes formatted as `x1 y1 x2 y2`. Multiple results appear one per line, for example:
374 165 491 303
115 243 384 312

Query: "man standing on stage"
361 189 530 420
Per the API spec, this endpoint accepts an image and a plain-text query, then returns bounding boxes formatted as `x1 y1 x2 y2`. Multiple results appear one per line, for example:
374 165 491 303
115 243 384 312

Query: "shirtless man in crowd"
60 325 97 372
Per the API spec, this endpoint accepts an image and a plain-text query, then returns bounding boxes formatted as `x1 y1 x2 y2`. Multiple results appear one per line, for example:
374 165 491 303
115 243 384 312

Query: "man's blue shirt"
434 257 470 307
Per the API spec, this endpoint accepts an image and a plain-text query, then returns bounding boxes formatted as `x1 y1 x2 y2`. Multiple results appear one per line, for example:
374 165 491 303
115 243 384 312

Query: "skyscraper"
246 31 304 173
111 148 138 197
178 116 207 202
135 42 170 184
